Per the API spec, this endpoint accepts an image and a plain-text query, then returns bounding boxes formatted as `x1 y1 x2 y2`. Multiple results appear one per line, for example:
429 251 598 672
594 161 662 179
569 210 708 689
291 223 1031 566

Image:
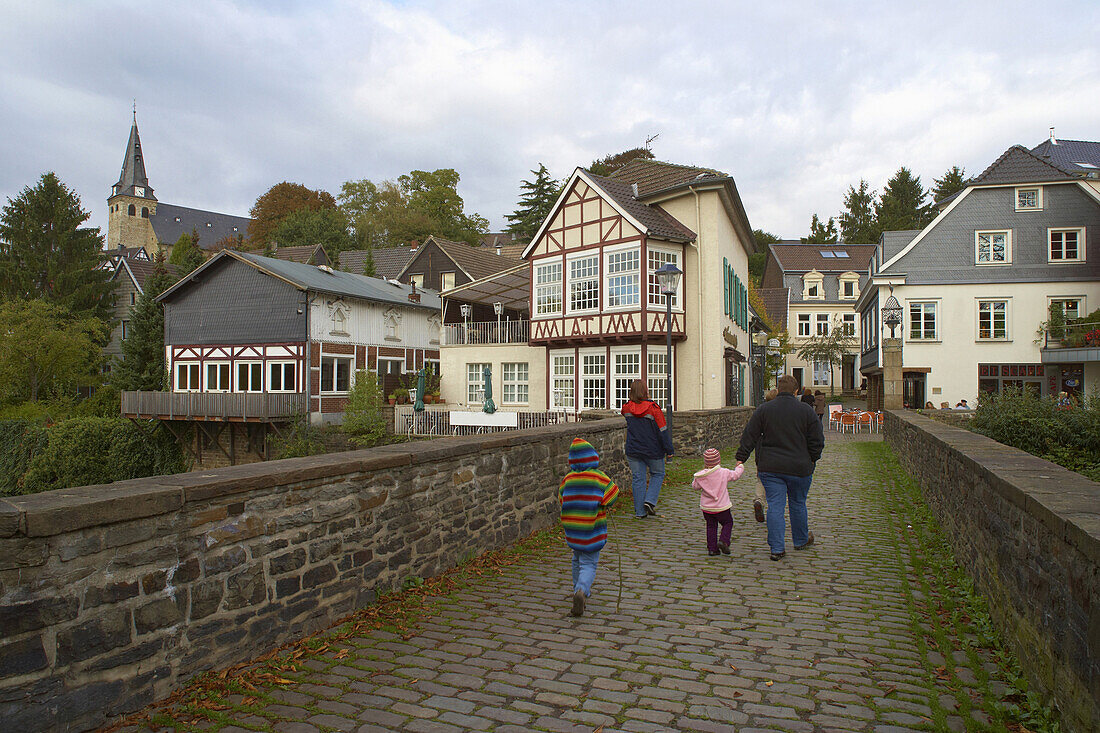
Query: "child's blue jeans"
571 548 601 596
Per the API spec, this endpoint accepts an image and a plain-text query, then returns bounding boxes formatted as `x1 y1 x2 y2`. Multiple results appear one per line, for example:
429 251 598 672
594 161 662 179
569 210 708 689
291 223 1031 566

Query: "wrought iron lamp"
882 295 902 338
655 262 683 411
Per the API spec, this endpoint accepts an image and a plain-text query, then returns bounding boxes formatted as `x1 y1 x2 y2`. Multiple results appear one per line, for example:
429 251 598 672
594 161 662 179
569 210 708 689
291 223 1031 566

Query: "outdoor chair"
829 410 843 431
857 412 873 433
839 412 857 434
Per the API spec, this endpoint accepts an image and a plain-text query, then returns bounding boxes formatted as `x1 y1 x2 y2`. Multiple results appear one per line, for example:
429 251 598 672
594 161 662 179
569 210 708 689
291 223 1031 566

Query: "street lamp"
460 303 471 344
655 262 683 412
882 295 902 338
493 301 503 340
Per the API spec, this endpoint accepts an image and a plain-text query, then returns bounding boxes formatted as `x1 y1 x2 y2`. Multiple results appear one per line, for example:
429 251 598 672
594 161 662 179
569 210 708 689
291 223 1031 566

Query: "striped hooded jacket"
558 438 619 552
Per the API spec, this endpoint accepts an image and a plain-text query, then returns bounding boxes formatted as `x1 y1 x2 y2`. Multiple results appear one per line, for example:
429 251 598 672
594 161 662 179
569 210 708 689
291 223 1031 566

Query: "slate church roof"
149 202 251 250
112 115 155 201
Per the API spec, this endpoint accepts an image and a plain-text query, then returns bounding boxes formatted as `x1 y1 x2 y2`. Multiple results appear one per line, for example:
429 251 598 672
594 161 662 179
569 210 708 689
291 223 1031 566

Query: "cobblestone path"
126 430 1015 733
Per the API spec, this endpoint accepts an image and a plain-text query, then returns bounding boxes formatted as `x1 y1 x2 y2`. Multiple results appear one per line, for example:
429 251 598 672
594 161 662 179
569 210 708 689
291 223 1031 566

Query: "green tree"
589 147 655 177
930 165 967 205
875 166 930 232
764 331 794 390
111 253 175 391
0 172 112 319
338 169 487 248
0 300 107 403
342 370 386 447
359 249 377 277
801 214 838 244
839 179 880 243
795 317 857 396
273 208 354 254
168 229 205 274
505 164 561 242
249 181 338 249
749 229 781 285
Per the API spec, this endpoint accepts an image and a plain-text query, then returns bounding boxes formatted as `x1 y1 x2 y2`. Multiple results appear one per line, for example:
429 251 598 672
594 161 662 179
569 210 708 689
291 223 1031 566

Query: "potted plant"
393 388 409 404
387 393 397 405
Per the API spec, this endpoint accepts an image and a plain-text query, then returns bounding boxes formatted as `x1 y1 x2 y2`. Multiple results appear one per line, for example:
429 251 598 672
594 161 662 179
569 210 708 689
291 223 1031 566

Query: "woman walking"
621 380 674 518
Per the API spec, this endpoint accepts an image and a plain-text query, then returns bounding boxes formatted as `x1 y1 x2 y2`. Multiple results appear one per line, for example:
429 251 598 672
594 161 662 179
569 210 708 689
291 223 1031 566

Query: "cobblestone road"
126 429 1012 733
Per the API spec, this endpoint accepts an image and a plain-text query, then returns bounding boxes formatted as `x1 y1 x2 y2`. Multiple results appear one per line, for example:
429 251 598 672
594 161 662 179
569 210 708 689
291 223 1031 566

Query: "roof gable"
1031 138 1100 177
971 145 1075 186
401 236 525 281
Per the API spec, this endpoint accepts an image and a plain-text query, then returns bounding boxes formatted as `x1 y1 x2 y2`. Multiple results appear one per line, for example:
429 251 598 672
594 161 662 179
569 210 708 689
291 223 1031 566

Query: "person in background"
621 380 674 518
801 387 816 408
955 399 971 410
814 390 826 424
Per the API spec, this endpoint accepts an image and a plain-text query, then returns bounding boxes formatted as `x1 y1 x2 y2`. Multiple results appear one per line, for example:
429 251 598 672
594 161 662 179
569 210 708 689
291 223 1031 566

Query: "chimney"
1049 127 1058 145
495 243 502 256
410 240 419 251
408 281 420 303
631 183 639 198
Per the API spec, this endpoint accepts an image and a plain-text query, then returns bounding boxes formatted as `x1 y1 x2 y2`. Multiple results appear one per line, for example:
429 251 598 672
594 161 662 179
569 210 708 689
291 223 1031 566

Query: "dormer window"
1015 187 1042 211
838 272 860 300
802 269 824 300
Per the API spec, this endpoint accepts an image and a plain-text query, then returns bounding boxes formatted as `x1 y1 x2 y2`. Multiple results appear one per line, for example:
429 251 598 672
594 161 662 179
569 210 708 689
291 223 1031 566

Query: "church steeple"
112 111 156 201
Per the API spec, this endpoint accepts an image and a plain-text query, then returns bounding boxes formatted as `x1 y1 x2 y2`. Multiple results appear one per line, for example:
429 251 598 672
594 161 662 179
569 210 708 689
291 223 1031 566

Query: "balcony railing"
121 391 307 421
443 320 530 346
393 404 574 436
1041 321 1100 350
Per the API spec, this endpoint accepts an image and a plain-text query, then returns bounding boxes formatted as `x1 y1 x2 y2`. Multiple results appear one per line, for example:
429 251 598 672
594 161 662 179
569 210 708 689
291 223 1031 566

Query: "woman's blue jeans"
758 471 812 554
628 455 665 516
572 549 600 596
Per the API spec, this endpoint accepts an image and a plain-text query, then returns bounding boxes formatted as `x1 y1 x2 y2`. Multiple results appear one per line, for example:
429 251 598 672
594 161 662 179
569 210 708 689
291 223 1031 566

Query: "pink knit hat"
703 448 720 469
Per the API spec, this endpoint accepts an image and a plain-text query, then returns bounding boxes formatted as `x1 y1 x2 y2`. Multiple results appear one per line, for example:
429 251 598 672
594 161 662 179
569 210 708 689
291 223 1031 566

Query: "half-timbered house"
440 159 759 412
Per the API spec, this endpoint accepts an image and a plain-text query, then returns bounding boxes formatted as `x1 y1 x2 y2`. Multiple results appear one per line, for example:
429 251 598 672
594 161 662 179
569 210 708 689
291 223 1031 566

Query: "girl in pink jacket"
692 448 744 555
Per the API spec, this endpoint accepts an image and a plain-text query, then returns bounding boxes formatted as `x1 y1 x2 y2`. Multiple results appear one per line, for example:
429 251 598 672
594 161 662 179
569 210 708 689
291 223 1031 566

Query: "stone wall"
883 410 1100 733
580 406 754 457
0 409 742 732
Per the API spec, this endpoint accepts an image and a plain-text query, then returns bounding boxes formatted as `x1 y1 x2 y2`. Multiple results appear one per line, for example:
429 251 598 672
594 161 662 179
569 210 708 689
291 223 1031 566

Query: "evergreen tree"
801 214 838 244
930 165 967 204
111 253 175 391
839 179 880 243
360 248 377 277
749 229 781 285
505 164 561 242
875 167 930 232
169 230 206 274
0 172 112 319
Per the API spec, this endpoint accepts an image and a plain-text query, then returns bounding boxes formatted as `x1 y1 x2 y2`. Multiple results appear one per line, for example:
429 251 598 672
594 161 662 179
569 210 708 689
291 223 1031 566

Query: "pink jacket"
691 464 744 512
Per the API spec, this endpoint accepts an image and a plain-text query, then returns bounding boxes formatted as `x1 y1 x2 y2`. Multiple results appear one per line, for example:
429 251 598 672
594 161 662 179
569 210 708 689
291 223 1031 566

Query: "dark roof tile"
583 172 696 242
769 243 876 273
150 202 251 250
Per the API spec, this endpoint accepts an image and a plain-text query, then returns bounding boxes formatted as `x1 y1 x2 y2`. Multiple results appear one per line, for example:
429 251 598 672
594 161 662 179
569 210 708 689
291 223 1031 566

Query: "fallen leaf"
881 685 897 696
729 665 738 671
765 681 773 687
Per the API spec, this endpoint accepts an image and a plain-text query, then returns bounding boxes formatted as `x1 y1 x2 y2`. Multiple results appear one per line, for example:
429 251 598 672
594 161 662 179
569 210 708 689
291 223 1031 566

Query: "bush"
269 419 327 459
971 388 1100 481
0 421 49 495
14 417 185 494
343 370 387 447
72 385 121 418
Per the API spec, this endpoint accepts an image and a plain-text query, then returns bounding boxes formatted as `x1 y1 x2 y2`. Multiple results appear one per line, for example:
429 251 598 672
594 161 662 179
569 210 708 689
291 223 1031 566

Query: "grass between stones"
853 441 1062 733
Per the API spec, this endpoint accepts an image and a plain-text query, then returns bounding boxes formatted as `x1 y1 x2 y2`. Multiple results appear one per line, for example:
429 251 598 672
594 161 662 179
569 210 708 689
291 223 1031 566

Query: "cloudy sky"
2 0 1097 242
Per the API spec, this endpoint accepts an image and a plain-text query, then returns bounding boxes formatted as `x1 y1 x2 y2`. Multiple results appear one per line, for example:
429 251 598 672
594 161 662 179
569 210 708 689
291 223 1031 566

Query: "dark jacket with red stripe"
621 399 674 458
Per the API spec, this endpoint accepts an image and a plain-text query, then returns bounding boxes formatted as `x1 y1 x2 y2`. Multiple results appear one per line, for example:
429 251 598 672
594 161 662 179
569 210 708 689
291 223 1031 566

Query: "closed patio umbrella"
482 365 496 414
414 367 426 412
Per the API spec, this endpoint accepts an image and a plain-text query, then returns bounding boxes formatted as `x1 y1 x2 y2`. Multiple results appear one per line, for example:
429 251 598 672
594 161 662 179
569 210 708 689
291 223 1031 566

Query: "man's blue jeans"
758 471 813 554
572 548 601 596
628 455 665 516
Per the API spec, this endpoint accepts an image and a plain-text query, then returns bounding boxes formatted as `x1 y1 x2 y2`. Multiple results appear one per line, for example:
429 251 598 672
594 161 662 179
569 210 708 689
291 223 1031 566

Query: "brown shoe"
753 500 765 523
571 590 586 617
717 542 730 555
795 532 815 550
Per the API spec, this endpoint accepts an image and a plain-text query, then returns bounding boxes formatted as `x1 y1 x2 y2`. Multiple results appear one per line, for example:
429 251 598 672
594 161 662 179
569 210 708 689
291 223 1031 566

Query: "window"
813 360 830 386
175 362 200 392
581 353 606 410
206 362 231 392
377 358 403 376
440 272 455 290
551 354 575 409
269 362 296 392
803 271 824 300
568 255 599 312
128 204 135 216
816 313 830 336
976 230 1010 264
647 249 680 308
647 351 669 407
130 292 136 306
908 302 937 340
807 284 819 298
141 207 149 218
121 320 130 340
978 300 1008 340
383 307 400 340
321 356 352 392
606 249 640 308
467 363 489 404
613 351 640 407
1015 187 1042 211
331 304 349 334
503 362 528 404
842 313 856 336
841 280 857 299
797 314 811 337
535 261 562 316
1049 228 1083 262
236 362 263 392
409 274 424 288
1050 298 1082 321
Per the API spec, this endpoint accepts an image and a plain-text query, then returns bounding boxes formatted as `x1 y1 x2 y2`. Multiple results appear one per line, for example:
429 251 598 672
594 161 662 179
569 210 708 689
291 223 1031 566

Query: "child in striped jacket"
559 438 619 617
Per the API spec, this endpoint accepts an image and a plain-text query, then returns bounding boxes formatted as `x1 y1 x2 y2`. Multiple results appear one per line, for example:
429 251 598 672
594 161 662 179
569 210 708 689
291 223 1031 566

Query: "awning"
441 263 529 311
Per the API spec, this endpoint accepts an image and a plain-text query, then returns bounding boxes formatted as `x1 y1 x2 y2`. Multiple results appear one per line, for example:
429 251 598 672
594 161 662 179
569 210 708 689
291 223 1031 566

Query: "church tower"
107 112 160 253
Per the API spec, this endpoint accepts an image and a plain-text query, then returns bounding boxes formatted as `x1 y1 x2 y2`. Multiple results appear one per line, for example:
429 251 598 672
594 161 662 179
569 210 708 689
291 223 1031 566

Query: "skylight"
833 250 849 258
1075 162 1098 169
819 251 835 258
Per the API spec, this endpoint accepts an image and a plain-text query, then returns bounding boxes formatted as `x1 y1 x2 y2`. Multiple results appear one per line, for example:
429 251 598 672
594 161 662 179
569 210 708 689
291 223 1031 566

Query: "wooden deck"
121 391 307 422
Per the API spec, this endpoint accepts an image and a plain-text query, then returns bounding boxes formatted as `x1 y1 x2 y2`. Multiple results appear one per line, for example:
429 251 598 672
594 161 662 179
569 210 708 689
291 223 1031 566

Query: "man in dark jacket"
736 374 824 560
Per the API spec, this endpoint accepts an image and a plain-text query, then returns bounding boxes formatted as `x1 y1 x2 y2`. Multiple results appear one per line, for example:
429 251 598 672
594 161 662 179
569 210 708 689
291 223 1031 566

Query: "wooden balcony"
121 391 307 422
